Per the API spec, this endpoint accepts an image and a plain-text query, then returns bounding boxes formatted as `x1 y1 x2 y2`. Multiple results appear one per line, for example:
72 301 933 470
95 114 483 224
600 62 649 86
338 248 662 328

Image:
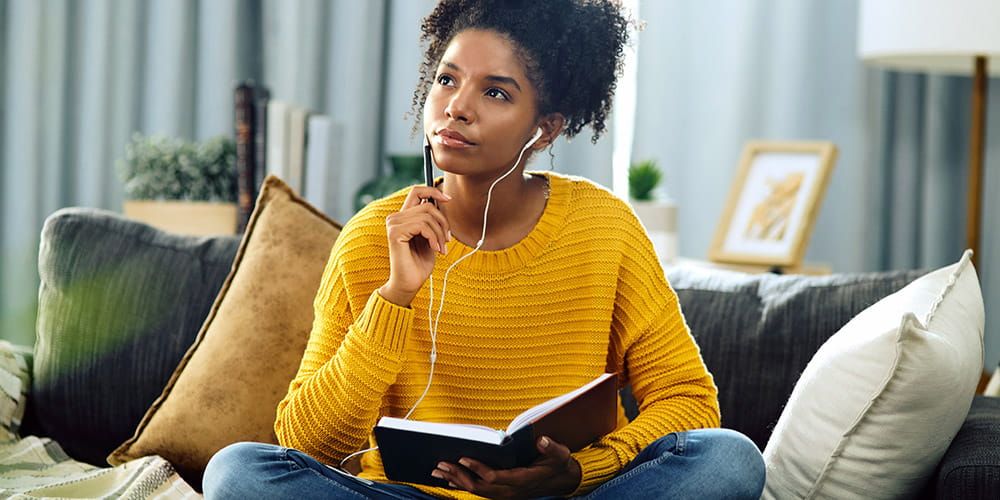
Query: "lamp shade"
859 0 1000 75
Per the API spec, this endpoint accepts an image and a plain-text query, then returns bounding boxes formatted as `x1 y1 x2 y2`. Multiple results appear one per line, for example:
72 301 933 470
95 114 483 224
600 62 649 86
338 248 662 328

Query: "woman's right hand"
379 186 452 307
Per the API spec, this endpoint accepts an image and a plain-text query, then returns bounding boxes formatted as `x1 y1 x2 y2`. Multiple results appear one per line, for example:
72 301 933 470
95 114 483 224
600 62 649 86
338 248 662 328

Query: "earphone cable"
339 130 540 469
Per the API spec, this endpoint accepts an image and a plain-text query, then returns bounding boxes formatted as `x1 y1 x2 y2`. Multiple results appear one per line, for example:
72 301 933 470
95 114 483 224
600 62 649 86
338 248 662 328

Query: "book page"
506 373 615 435
377 416 507 445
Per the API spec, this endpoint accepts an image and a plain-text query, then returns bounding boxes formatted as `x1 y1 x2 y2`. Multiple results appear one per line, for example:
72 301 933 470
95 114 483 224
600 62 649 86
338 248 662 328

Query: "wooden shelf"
666 257 832 276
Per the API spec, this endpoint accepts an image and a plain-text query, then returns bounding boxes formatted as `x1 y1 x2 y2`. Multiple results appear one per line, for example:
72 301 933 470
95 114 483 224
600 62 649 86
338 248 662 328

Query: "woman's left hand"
431 436 582 499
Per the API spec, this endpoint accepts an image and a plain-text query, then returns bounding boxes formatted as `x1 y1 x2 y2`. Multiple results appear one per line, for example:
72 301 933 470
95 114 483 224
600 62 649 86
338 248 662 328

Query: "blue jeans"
203 428 765 499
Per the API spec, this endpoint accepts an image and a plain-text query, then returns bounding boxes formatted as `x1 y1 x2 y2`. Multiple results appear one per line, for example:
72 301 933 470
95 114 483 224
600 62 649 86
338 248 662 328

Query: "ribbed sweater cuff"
357 290 413 353
570 447 622 496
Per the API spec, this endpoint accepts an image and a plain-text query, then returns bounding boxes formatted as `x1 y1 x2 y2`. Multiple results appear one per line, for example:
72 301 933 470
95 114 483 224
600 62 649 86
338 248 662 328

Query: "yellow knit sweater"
274 171 720 498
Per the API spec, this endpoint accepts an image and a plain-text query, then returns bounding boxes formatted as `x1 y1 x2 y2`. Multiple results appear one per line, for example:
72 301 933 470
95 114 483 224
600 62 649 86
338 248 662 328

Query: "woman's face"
423 29 541 179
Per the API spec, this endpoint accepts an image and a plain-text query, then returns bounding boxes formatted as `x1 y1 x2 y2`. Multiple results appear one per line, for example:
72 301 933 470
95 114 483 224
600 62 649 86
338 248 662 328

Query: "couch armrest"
935 396 1000 499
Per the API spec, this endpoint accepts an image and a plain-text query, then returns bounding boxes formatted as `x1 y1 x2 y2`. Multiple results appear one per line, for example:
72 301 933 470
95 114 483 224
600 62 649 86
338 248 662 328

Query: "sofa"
3 177 999 499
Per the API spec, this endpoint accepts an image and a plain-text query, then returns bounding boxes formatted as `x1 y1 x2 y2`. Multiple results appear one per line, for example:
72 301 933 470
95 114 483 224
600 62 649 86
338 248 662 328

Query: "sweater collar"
437 171 570 275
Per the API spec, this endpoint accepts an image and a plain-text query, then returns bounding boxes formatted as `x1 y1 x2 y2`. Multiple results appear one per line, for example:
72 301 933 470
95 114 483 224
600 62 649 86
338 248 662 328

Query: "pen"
423 140 438 208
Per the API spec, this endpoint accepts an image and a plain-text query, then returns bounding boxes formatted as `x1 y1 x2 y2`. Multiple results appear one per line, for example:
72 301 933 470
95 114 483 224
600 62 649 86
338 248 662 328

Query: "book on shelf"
266 99 290 187
303 115 343 216
286 106 310 194
251 93 337 205
252 86 270 202
234 81 256 233
374 372 618 488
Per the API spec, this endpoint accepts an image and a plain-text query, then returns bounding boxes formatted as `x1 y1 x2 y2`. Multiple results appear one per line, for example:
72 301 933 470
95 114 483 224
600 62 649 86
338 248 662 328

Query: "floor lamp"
858 0 1000 269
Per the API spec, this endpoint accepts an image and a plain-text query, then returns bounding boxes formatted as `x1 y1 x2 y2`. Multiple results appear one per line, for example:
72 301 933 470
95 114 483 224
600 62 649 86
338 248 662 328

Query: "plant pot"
123 200 238 236
631 199 678 264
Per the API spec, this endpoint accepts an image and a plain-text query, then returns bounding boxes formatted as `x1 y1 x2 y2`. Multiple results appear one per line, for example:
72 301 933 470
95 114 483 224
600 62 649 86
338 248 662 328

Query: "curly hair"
411 0 634 144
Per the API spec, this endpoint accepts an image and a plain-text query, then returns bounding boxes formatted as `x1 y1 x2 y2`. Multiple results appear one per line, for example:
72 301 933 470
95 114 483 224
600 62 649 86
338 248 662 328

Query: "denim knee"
692 429 766 499
203 441 275 499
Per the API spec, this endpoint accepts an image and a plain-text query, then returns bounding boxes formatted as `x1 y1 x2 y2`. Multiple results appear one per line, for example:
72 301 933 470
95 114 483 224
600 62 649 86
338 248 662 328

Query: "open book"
374 373 618 487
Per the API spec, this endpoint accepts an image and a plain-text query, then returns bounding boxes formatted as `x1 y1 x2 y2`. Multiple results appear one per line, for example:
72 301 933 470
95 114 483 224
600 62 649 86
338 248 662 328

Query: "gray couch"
19 207 1000 498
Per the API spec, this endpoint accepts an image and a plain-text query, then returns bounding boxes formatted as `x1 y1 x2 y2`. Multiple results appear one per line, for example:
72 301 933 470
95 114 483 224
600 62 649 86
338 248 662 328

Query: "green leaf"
118 133 237 202
628 160 662 201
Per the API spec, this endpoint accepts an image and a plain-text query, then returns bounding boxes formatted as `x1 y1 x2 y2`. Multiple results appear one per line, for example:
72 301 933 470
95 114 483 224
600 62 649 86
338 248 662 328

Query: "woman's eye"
436 75 454 86
485 88 509 101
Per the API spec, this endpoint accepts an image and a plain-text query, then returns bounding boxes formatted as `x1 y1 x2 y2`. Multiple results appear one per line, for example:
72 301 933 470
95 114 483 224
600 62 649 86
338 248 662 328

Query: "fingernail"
449 482 458 488
459 458 471 467
447 230 452 241
540 437 550 447
444 193 453 200
432 470 444 479
437 462 450 473
433 241 441 253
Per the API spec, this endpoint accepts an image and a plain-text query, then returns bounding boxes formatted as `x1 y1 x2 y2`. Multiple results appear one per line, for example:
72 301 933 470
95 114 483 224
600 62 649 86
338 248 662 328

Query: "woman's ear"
533 113 566 150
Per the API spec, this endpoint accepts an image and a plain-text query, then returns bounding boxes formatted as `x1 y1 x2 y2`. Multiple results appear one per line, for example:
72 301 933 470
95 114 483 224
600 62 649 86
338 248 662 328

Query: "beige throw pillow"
108 176 342 490
762 250 984 499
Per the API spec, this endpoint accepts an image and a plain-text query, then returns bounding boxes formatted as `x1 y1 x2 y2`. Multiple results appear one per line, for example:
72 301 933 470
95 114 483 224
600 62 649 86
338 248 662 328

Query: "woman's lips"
435 134 475 149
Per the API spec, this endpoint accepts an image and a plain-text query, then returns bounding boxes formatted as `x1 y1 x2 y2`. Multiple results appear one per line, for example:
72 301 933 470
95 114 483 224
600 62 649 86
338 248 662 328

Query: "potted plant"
629 159 678 263
118 133 239 236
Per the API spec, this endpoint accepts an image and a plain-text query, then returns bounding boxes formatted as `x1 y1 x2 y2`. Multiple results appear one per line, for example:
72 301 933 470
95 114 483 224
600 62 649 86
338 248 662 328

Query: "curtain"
869 71 1000 368
1 0 265 345
630 0 999 366
0 0 380 345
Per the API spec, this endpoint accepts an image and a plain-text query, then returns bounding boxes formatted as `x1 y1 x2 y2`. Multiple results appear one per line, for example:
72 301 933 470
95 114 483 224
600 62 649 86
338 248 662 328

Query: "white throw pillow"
762 250 984 499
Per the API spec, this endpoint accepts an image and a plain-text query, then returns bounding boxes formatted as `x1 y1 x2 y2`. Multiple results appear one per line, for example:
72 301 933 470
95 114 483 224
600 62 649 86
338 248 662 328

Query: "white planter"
631 199 678 264
123 200 238 236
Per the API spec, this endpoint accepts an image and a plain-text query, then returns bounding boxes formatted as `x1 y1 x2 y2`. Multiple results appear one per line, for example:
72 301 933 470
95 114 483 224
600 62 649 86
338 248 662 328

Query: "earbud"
526 127 543 149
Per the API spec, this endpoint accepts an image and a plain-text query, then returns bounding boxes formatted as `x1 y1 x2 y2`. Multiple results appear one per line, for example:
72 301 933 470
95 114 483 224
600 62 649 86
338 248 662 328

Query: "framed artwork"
708 141 838 268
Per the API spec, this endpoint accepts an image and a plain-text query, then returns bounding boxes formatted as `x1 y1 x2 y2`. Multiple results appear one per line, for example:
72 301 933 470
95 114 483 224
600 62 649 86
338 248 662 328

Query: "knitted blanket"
0 342 198 499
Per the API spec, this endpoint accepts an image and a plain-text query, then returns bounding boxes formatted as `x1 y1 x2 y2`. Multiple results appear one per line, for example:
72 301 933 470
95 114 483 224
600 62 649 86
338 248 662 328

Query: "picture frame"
708 140 838 268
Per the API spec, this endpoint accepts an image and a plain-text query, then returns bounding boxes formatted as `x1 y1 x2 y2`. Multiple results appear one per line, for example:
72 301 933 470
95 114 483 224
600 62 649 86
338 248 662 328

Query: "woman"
204 1 765 498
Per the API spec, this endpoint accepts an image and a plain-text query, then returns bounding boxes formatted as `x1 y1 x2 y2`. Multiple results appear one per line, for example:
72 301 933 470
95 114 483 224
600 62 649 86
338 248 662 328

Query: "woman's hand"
379 186 452 307
431 436 582 499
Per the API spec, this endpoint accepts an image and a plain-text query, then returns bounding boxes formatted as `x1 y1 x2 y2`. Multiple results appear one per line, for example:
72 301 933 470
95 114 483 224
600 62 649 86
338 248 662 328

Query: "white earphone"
339 126 546 469
528 126 543 147
419 124 543 391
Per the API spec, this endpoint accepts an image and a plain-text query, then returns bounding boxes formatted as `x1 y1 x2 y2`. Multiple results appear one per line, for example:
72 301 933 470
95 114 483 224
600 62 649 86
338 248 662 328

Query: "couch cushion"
659 265 927 449
30 208 240 465
108 176 342 491
935 396 1000 499
762 250 984 499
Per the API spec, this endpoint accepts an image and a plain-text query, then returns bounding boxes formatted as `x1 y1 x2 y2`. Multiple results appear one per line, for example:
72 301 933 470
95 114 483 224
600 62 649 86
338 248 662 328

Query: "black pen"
423 138 438 207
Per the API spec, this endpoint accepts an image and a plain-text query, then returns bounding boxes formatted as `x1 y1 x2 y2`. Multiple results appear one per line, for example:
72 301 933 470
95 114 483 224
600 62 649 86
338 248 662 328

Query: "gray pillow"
622 266 927 449
26 208 240 465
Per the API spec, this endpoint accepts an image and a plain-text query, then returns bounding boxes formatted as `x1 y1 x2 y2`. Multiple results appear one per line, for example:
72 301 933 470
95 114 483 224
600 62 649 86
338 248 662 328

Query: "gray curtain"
631 0 999 367
262 0 387 221
867 71 1000 368
0 0 389 345
633 0 871 270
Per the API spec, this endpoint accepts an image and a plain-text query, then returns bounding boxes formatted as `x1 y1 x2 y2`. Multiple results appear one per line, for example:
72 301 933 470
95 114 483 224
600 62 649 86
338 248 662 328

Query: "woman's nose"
444 88 476 123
